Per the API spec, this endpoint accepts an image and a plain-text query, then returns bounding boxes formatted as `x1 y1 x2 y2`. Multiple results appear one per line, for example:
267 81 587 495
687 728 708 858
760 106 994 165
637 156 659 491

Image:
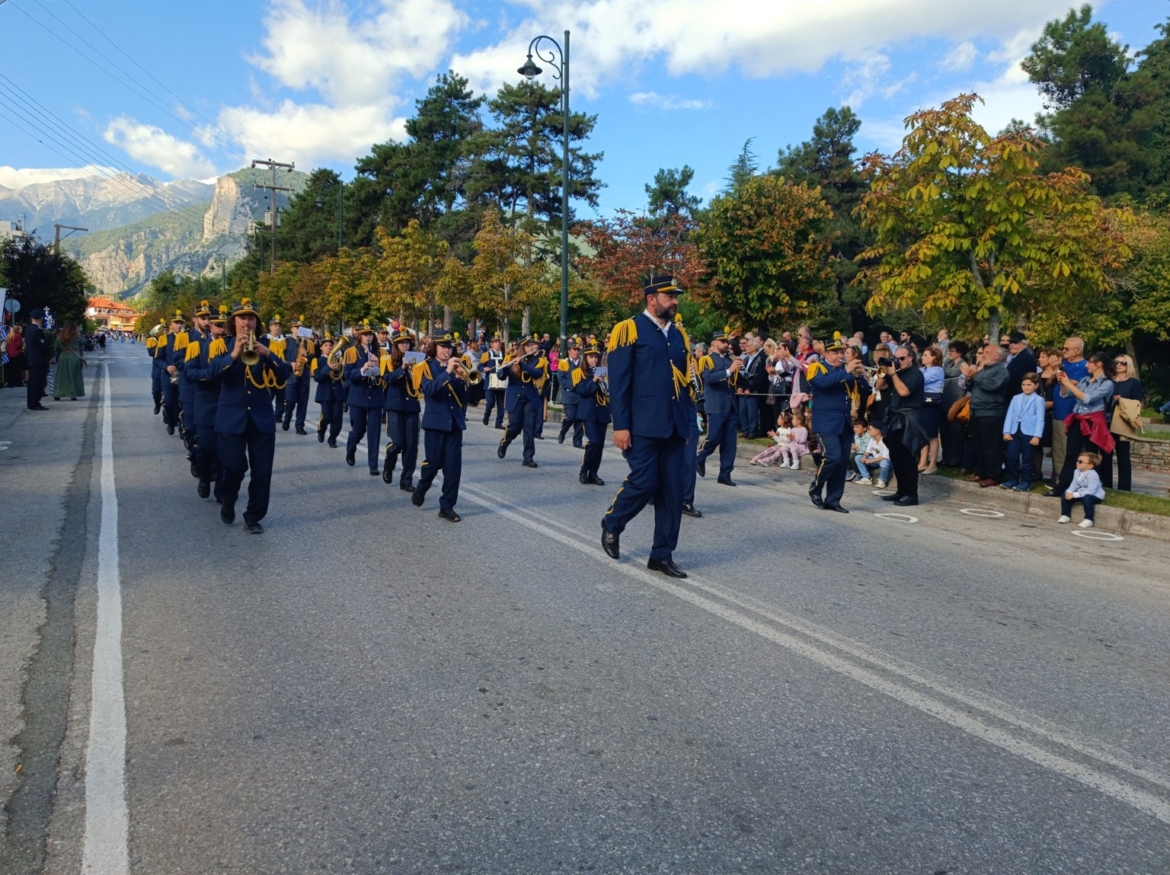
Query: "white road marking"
460 482 1170 825
960 508 1005 518
81 364 129 874
1072 529 1124 542
873 512 918 523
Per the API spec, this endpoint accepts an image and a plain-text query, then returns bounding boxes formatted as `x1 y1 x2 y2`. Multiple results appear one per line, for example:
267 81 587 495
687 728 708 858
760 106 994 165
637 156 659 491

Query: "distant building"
86 296 141 332
0 220 27 242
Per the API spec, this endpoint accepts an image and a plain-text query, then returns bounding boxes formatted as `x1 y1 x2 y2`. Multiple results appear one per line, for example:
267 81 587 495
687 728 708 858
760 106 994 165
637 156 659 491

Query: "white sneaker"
1078 519 1094 529
856 477 872 486
876 480 887 489
1057 515 1071 524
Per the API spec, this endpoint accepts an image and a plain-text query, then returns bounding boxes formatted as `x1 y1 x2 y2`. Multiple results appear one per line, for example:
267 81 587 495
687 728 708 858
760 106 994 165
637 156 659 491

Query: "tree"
1 236 90 323
576 210 708 309
693 174 836 335
854 93 1132 341
462 211 547 341
277 169 347 264
363 221 451 328
645 166 703 219
724 139 759 193
777 106 871 321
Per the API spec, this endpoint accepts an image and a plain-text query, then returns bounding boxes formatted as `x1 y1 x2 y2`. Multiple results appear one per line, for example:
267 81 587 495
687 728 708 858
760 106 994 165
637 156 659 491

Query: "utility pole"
53 224 87 253
250 158 295 274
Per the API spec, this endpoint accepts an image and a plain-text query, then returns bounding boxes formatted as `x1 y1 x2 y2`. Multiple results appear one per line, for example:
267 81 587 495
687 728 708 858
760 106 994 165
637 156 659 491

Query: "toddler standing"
779 409 810 469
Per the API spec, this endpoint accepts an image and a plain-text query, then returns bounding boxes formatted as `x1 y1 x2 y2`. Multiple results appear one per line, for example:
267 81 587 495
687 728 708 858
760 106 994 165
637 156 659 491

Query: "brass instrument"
292 338 308 376
450 361 483 386
241 331 260 366
326 334 350 380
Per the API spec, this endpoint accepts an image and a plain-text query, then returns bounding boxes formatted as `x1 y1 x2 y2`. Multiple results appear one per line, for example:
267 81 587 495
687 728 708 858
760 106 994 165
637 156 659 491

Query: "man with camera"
874 345 927 506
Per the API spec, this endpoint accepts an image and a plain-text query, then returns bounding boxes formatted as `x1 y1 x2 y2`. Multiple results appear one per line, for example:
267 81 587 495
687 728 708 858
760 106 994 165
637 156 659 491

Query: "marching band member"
185 304 229 501
342 320 385 474
601 275 696 579
160 310 186 436
695 328 743 487
573 344 609 485
411 333 467 522
313 335 345 447
381 329 422 492
147 318 166 414
557 338 585 447
806 336 865 513
262 315 290 423
497 335 545 468
282 315 315 435
679 319 703 518
207 299 291 534
176 301 211 473
479 335 507 428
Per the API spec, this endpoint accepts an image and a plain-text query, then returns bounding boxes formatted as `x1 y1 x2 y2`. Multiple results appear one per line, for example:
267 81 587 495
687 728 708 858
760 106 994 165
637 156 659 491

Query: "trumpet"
241 331 260 366
450 361 483 386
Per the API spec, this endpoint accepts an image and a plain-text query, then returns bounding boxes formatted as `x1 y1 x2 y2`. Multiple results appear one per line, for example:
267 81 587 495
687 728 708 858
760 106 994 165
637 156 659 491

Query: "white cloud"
942 41 978 72
629 91 712 111
0 165 117 189
451 0 1074 98
217 101 408 167
102 118 216 179
841 52 892 108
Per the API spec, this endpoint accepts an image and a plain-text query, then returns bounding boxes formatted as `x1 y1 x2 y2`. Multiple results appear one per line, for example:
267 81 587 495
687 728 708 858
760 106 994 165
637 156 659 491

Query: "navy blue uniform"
696 351 739 480
312 354 345 444
283 338 316 430
499 355 546 463
382 356 421 488
265 335 292 421
185 334 228 498
574 367 610 479
479 350 507 427
175 327 205 454
807 360 861 507
147 334 165 408
416 360 467 512
343 344 387 471
207 345 291 525
602 314 696 563
159 332 183 429
557 356 585 446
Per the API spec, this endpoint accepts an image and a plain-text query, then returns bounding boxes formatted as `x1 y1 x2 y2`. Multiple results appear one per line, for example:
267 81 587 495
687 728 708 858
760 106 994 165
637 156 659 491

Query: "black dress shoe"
327 438 338 448
522 459 538 468
1041 489 1059 498
587 474 605 486
411 489 426 507
823 503 849 513
497 441 508 459
809 493 824 508
296 427 308 436
572 440 584 449
190 459 199 478
282 419 290 431
399 482 415 493
438 508 462 523
881 493 905 502
246 520 264 534
647 558 687 579
894 496 919 507
558 431 566 444
495 423 506 430
346 451 355 466
483 413 490 425
682 503 702 518
717 477 736 487
601 526 620 560
382 456 395 483
167 424 175 435
153 401 161 415
197 480 210 499
696 457 706 478
535 433 544 440
579 470 589 484
220 502 235 525
369 467 380 476
318 428 326 443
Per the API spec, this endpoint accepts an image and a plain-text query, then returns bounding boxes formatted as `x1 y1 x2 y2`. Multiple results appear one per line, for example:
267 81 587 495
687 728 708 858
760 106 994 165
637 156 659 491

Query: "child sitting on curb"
749 412 792 467
846 419 869 482
854 422 891 487
1059 452 1106 529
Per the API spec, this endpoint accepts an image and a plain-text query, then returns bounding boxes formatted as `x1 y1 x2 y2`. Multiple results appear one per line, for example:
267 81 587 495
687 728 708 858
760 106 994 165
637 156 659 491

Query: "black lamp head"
518 54 542 80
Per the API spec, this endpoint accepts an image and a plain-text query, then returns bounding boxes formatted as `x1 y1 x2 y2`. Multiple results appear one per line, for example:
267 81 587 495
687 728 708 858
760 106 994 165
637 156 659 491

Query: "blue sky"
0 0 1164 216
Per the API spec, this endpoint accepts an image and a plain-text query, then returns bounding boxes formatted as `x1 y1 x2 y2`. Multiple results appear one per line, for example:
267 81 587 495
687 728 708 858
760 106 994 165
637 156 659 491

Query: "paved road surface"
2 344 1168 874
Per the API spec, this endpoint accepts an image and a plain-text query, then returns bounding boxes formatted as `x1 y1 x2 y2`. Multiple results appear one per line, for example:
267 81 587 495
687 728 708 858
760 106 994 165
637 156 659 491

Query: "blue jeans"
855 456 892 482
1060 494 1099 522
1004 430 1035 485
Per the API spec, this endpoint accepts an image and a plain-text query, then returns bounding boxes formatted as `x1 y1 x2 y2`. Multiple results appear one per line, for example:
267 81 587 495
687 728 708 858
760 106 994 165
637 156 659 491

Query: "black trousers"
502 402 537 462
161 378 180 427
1098 439 1130 491
271 386 286 422
970 416 1003 481
346 405 382 470
417 428 462 511
385 410 419 487
558 403 584 444
150 363 162 404
284 378 310 428
484 389 506 426
196 422 221 497
888 434 920 499
317 400 343 441
1057 423 1108 492
810 430 851 506
218 423 275 524
603 434 686 562
26 364 47 408
581 420 608 477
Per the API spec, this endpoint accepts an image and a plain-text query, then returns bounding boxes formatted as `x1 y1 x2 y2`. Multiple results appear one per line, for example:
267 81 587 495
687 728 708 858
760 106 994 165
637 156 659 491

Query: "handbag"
947 395 971 425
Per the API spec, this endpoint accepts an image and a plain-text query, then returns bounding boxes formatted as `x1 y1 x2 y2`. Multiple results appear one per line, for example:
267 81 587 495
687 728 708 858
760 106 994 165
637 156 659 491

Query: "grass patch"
1102 489 1170 517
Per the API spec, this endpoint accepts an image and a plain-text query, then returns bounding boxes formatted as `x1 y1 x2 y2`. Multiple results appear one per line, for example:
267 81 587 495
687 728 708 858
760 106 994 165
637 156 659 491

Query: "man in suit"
696 329 743 487
24 309 51 410
807 338 866 512
600 276 697 579
738 336 769 437
1004 331 1037 398
498 335 545 468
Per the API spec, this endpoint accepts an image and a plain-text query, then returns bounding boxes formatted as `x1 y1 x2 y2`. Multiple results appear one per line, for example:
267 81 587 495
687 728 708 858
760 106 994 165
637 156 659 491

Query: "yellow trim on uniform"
184 340 201 362
146 337 157 350
173 332 189 352
606 318 638 352
411 360 430 395
571 366 584 388
207 337 228 359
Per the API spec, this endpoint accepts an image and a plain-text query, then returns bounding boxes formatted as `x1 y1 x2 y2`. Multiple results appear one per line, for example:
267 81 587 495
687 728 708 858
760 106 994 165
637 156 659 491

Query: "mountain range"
0 168 309 297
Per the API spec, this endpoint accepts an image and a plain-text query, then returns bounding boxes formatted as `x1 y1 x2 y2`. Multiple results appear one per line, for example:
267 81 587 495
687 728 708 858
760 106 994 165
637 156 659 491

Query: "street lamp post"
518 30 570 357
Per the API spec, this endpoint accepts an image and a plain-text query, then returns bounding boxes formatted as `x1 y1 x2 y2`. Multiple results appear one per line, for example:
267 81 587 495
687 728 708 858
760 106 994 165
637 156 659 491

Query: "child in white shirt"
749 412 792 467
1059 451 1106 528
855 422 891 487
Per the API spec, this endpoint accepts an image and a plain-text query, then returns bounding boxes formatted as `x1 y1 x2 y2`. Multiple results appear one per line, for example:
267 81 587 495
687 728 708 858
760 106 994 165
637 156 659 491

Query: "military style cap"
433 332 455 346
355 319 376 334
711 329 728 342
231 298 261 319
391 330 414 345
210 304 229 325
643 274 682 296
824 339 846 352
269 314 283 325
170 309 187 323
291 314 304 327
194 299 211 318
582 345 602 357
568 337 581 349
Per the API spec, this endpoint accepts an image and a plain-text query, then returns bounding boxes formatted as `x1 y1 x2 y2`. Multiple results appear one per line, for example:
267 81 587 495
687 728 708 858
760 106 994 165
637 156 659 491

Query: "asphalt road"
3 344 1169 874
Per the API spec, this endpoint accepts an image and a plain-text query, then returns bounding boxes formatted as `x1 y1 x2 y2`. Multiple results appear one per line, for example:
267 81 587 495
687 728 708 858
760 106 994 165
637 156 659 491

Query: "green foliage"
694 174 836 335
277 168 347 264
645 166 703 218
1 236 90 322
724 139 759 193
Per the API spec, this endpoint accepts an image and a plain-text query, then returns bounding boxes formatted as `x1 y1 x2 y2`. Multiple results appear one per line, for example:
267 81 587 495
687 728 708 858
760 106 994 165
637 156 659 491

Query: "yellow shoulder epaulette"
343 346 358 365
698 354 713 374
677 324 691 352
146 337 156 350
184 340 201 362
309 357 318 375
806 361 828 380
379 353 394 376
571 366 585 387
607 318 638 352
208 337 227 359
411 360 430 395
173 332 189 352
480 351 490 364
558 359 570 372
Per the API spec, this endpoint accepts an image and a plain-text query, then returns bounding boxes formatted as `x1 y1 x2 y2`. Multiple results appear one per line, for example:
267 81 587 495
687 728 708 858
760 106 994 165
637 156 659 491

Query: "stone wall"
1129 435 1170 472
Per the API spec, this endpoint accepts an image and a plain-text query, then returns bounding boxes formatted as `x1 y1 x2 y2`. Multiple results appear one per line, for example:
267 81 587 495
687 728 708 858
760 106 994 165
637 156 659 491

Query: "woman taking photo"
1103 354 1142 491
918 346 944 474
53 322 86 401
1048 352 1115 496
